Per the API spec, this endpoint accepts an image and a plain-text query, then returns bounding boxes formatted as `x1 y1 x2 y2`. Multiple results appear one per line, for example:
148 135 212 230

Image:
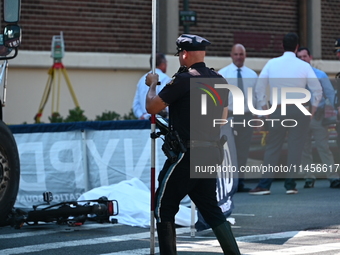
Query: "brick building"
2 0 340 124
18 0 340 60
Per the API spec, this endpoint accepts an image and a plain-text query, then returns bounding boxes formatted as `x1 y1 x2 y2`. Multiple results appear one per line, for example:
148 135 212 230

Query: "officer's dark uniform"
154 34 240 255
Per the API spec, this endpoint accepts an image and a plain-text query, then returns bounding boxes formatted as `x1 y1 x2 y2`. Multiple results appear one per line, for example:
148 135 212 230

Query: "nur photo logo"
198 82 222 115
198 81 313 128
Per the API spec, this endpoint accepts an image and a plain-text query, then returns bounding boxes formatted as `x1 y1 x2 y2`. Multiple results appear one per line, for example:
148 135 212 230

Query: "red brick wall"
321 0 340 60
19 0 153 53
179 0 299 58
15 0 338 60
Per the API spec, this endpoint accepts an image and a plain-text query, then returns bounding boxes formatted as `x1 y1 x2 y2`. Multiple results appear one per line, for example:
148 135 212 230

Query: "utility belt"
162 131 227 163
188 134 228 149
187 140 219 148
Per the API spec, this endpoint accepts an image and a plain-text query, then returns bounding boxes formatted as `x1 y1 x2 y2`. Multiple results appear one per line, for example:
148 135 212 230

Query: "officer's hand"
145 73 159 87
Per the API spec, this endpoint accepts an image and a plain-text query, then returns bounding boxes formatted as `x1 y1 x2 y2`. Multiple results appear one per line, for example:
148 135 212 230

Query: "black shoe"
156 222 177 255
304 180 315 188
330 180 340 188
212 221 241 255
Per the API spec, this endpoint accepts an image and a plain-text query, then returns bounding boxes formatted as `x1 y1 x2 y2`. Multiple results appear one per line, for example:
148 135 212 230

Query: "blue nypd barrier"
9 120 165 209
195 120 239 231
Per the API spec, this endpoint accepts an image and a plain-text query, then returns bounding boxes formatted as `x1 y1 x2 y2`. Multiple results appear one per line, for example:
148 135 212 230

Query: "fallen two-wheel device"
8 192 119 229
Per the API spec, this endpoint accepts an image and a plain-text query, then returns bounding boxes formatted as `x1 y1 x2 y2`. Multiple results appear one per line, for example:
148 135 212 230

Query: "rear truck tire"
0 120 20 226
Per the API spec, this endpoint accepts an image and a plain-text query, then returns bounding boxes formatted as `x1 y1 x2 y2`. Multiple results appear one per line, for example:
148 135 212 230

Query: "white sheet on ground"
78 178 195 228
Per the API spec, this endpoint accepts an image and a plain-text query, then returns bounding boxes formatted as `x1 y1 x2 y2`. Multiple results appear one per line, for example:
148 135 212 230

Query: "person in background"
132 53 170 119
297 47 340 188
249 32 322 195
218 44 258 192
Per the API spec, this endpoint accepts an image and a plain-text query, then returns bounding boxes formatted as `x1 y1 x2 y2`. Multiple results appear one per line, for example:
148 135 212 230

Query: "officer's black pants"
154 151 226 229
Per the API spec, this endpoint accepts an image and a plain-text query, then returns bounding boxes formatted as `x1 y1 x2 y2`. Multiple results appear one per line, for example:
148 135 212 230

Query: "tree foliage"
48 107 137 123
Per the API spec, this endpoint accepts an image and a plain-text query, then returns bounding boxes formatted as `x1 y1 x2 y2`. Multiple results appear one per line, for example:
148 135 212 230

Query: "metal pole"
190 200 196 237
151 0 157 74
150 0 157 254
183 0 190 34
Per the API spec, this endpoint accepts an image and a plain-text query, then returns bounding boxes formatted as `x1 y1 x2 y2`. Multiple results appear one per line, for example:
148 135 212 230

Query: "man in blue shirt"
297 47 340 188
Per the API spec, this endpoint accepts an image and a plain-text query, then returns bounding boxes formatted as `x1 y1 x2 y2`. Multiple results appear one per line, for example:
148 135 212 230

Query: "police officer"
145 34 241 255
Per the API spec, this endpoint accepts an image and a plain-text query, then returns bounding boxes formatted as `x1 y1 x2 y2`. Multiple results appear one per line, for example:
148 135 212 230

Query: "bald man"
146 34 240 255
218 44 258 192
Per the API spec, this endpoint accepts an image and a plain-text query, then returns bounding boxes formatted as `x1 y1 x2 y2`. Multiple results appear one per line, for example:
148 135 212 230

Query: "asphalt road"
1 179 340 255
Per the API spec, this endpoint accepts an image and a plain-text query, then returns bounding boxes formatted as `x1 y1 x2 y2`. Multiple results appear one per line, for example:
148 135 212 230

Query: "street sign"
179 10 197 26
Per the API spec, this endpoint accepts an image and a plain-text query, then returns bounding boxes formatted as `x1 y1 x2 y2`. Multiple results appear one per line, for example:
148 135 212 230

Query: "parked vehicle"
0 0 22 226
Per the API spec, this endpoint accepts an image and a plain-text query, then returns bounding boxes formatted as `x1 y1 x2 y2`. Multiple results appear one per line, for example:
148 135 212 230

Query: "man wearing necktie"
219 44 258 192
237 68 244 91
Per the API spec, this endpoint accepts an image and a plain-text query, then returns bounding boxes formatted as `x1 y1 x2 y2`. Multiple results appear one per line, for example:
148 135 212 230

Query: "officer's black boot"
156 221 177 255
212 221 241 255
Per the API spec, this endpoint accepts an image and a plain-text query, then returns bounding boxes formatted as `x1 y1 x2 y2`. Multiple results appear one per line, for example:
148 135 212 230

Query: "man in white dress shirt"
219 44 258 192
249 32 323 195
132 53 170 119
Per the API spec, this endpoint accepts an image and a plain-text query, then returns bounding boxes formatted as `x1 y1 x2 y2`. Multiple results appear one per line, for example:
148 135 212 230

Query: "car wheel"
0 120 20 226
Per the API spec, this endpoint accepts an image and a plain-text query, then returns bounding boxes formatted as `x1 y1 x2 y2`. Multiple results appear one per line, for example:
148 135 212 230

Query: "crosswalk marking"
0 223 119 239
0 227 190 255
1 232 150 255
100 248 159 255
245 242 340 255
101 239 340 255
1 224 339 255
236 230 325 242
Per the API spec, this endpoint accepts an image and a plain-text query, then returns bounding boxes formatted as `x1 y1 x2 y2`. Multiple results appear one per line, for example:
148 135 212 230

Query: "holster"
162 130 187 163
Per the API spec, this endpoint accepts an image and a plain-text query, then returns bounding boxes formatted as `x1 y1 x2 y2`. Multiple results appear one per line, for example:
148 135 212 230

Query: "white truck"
0 0 22 226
